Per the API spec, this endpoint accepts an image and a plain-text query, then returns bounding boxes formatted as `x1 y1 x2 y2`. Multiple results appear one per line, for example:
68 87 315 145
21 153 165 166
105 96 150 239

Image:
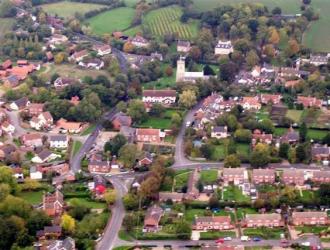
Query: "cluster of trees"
0 0 17 18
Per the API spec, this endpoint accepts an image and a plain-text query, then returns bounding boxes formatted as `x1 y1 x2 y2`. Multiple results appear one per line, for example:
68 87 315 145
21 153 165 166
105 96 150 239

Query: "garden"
243 227 286 239
222 185 250 203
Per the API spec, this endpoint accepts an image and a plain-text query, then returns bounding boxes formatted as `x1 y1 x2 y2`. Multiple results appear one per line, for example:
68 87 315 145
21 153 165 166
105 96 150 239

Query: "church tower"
176 56 185 82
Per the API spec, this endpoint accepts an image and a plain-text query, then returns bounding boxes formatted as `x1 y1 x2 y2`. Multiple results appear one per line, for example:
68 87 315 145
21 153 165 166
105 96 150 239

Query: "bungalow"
142 89 177 106
1 121 15 134
138 152 153 167
309 54 328 66
312 171 330 184
260 94 282 105
48 34 68 45
131 35 150 47
280 128 299 144
136 128 165 143
36 226 62 240
30 166 43 180
297 96 322 108
158 192 184 203
193 216 233 230
54 77 77 89
28 103 44 116
20 133 43 147
92 44 111 56
3 74 19 88
214 40 233 55
177 40 191 53
311 145 330 161
282 169 305 186
17 60 28 66
70 50 89 62
49 135 69 149
78 58 104 70
56 118 85 134
111 112 132 130
252 129 273 146
143 205 164 232
292 211 329 226
240 96 261 110
252 169 275 184
242 213 283 228
211 126 228 139
42 190 64 217
222 168 248 185
32 149 59 163
88 160 111 173
10 97 30 110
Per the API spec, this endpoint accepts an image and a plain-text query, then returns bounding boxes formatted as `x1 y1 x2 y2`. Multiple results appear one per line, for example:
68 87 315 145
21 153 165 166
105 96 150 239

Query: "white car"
241 236 250 241
223 237 232 241
186 121 191 127
301 242 310 247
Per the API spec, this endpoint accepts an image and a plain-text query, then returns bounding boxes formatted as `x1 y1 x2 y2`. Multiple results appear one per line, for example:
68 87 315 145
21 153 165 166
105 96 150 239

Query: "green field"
0 18 14 40
86 7 135 35
41 1 106 18
66 197 106 209
200 170 218 184
286 110 303 123
144 5 199 39
174 170 191 190
222 185 250 202
18 190 44 205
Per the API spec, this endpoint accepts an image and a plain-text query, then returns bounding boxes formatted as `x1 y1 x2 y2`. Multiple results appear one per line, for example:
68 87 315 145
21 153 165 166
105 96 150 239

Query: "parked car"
241 236 250 241
223 237 232 241
215 238 224 244
253 237 261 242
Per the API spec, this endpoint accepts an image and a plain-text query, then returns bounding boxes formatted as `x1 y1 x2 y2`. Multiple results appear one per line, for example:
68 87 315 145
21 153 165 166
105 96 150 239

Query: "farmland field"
144 5 199 39
86 7 135 35
0 18 14 40
41 1 106 18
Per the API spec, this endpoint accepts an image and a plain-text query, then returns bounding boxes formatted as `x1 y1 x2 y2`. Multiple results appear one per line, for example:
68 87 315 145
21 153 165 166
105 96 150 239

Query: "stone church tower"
176 56 185 82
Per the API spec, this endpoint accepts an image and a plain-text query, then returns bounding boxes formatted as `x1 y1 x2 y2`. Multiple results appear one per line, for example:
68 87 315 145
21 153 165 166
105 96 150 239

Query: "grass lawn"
72 140 82 156
307 129 329 141
286 110 303 123
86 7 135 35
184 208 233 222
222 185 250 203
211 145 225 161
236 207 258 220
144 5 199 39
200 230 236 240
200 170 218 184
174 170 191 190
274 127 288 136
18 190 44 205
236 143 250 157
142 63 176 90
81 124 96 136
295 226 327 234
138 109 182 129
118 230 134 241
0 18 14 40
243 227 285 239
41 1 106 18
113 247 132 250
66 197 106 209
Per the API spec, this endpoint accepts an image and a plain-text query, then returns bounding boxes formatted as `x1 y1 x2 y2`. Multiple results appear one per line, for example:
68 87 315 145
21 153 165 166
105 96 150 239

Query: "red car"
215 238 224 244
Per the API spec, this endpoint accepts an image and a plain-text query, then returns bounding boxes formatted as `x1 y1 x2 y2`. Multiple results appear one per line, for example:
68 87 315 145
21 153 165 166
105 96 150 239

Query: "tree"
224 154 241 168
263 44 275 58
123 193 139 210
0 167 18 194
175 219 192 239
234 129 252 143
149 103 165 117
209 194 220 209
246 50 260 69
67 199 90 221
286 39 300 57
178 90 197 109
164 65 173 76
200 144 212 159
123 42 134 53
299 122 307 142
260 119 275 134
303 0 311 4
61 213 75 233
203 65 215 76
323 133 330 145
54 52 67 64
272 7 282 15
104 189 117 205
189 46 202 60
268 28 280 45
296 144 306 162
119 144 140 169
127 99 148 124
0 195 31 219
26 210 51 235
104 134 127 156
21 178 41 191
250 143 270 168
288 147 296 163
279 143 290 159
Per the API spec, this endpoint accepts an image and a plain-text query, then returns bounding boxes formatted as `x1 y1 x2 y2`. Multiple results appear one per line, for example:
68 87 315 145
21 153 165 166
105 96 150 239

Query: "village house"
138 152 153 167
0 144 16 160
42 190 64 217
36 226 62 240
222 168 248 185
158 192 184 203
46 51 54 62
279 67 301 78
10 97 30 110
1 121 15 134
312 171 330 184
211 126 228 139
111 112 132 130
131 35 150 47
30 166 43 180
70 49 89 62
1 59 12 70
297 96 323 108
42 163 70 176
252 169 275 184
143 205 164 232
240 96 261 110
32 149 59 163
252 129 273 146
142 89 177 107
280 128 299 144
88 160 111 173
92 44 111 56
177 40 191 53
28 103 44 116
3 75 19 88
37 237 75 250
242 213 283 228
185 168 200 199
49 135 69 149
291 211 329 226
282 169 305 186
56 118 86 134
54 77 77 89
311 145 330 161
78 58 104 70
136 128 165 143
30 111 54 130
309 54 329 66
20 133 43 148
214 40 233 55
48 34 68 45
259 94 282 105
193 216 234 230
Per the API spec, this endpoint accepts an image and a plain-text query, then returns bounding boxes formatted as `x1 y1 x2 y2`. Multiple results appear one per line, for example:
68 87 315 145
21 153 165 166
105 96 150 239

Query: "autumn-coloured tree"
164 65 173 76
268 27 280 45
123 42 134 53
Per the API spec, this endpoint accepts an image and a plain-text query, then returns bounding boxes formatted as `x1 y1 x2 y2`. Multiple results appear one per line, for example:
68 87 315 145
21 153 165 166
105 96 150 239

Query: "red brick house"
42 190 64 217
311 145 330 161
312 171 330 184
1 59 12 70
252 169 275 184
143 205 164 232
28 103 44 116
222 168 248 185
260 94 282 105
291 211 329 226
242 213 283 228
136 128 164 143
193 216 233 230
88 160 111 173
252 129 273 146
240 96 261 110
111 112 132 130
297 96 322 108
282 169 305 186
36 226 62 240
158 192 184 202
20 133 43 147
